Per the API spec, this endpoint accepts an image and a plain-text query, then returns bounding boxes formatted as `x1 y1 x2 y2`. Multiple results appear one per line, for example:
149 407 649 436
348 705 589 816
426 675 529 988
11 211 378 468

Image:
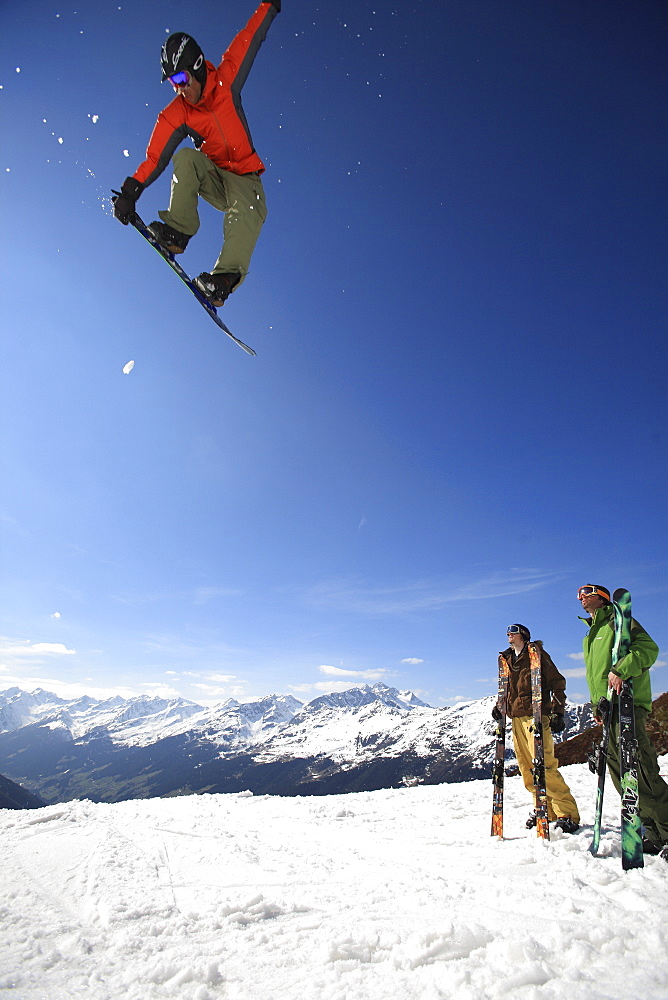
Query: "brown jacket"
500 640 567 719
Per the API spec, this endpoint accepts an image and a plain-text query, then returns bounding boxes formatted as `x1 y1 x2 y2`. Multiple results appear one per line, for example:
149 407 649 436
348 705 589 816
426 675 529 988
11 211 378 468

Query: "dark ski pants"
607 706 668 845
158 148 267 287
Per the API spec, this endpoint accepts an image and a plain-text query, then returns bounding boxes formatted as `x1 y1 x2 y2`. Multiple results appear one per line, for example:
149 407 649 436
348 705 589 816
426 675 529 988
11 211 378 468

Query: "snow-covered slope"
1 758 667 1000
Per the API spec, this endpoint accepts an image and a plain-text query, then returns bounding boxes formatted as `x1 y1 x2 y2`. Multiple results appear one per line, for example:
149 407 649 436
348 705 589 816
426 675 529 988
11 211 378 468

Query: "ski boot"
554 816 579 834
148 221 190 254
194 271 241 307
642 837 662 855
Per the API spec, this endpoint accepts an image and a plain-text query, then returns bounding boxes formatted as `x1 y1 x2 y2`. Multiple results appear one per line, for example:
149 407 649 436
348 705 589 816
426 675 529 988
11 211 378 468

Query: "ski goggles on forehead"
169 70 191 88
577 586 610 600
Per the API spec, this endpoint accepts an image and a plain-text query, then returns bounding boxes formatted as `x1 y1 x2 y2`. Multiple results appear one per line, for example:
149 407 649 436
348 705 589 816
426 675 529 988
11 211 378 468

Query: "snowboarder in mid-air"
113 1 281 307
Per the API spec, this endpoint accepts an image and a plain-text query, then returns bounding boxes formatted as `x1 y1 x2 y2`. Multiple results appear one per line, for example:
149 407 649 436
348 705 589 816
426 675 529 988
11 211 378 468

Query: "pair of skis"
590 588 643 869
491 642 549 840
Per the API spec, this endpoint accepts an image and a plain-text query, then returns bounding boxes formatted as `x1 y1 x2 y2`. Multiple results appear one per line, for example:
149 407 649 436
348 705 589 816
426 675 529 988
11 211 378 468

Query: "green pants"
158 148 267 287
512 716 580 822
607 706 668 845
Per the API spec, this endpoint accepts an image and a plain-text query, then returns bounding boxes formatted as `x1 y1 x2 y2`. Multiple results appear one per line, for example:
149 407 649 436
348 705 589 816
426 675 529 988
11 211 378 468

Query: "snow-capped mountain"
0 683 594 805
0 686 205 745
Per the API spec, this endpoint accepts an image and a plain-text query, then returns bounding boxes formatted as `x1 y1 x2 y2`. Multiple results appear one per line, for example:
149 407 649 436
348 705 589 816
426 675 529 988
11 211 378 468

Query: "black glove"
595 695 610 724
549 713 565 734
113 177 142 225
491 704 503 723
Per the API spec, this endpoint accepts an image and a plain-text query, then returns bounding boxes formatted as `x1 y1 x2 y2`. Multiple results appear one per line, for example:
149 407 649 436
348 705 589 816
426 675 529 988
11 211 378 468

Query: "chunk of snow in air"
123 361 135 374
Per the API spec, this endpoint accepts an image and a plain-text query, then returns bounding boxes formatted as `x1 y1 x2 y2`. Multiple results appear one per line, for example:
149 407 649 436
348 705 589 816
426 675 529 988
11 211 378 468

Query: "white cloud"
567 652 585 661
318 664 392 681
0 640 76 657
182 670 240 683
401 657 423 665
50 612 61 619
191 683 247 702
561 668 586 678
651 659 666 670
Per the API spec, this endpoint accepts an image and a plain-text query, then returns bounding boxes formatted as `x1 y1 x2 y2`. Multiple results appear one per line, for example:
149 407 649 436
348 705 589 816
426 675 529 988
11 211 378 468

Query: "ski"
528 642 549 839
491 653 510 838
589 688 614 856
124 208 256 357
613 588 643 870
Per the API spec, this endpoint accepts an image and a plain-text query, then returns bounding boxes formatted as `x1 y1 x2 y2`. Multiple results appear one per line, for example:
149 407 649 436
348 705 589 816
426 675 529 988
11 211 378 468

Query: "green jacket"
581 604 658 712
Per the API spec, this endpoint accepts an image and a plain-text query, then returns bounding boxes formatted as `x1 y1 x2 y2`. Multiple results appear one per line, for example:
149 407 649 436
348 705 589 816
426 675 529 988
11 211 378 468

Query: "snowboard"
528 642 550 840
491 653 510 838
123 207 256 357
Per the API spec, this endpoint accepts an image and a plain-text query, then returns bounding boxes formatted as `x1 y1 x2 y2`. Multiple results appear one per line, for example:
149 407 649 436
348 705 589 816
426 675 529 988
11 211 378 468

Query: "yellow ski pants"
512 715 580 822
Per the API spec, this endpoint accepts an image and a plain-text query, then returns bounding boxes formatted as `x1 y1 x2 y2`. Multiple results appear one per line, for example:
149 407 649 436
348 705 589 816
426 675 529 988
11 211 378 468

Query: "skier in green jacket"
579 584 668 860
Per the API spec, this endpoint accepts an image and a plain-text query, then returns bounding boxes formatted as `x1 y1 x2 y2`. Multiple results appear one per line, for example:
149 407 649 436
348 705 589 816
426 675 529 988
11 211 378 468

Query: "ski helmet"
161 33 206 85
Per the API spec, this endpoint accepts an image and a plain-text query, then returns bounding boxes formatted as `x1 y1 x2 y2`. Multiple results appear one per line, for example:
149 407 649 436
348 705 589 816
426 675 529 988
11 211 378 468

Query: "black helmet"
161 33 206 84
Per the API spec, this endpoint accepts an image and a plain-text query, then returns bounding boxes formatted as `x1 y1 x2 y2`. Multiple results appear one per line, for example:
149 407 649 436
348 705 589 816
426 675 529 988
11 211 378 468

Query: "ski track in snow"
1 762 667 1000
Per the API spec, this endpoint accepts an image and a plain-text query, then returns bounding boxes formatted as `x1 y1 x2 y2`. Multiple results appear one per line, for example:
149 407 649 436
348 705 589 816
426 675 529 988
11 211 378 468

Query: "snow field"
1 760 667 1000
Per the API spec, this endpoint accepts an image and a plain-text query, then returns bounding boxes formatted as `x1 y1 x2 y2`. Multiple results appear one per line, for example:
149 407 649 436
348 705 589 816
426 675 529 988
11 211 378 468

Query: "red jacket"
133 2 278 189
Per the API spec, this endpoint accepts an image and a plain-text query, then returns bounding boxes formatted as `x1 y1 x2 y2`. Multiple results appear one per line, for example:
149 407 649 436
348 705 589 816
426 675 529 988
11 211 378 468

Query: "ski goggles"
169 70 191 88
577 586 610 601
506 625 527 635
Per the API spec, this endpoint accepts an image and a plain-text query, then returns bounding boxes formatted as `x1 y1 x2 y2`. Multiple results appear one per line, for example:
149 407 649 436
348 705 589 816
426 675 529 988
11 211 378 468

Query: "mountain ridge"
0 682 597 805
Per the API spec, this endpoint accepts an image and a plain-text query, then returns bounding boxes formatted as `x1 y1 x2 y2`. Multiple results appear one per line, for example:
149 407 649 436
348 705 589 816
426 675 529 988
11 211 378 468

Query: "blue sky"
1 0 667 708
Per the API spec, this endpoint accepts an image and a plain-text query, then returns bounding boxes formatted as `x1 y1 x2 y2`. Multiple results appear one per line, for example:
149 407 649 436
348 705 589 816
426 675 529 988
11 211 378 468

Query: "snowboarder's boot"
525 811 537 829
148 221 190 254
194 271 241 307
